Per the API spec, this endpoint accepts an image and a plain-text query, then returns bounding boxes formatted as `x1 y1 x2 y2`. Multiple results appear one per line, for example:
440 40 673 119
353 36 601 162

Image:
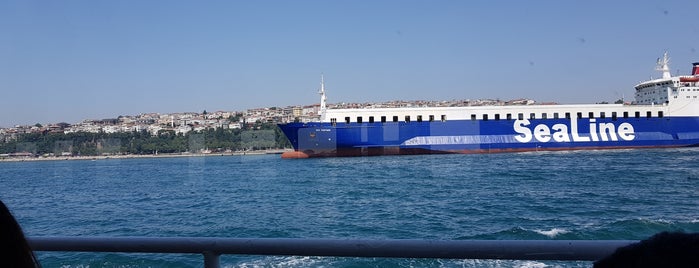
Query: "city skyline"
2 1 698 127
0 96 540 129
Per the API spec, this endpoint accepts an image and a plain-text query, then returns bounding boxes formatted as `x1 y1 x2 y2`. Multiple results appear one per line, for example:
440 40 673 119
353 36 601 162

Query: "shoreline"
0 149 291 162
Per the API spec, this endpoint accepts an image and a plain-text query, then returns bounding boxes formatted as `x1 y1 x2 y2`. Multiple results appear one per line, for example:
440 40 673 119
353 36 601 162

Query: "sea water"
2 148 699 267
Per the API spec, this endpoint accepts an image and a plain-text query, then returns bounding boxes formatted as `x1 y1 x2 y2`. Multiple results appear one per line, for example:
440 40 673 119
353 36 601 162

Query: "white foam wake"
534 228 569 238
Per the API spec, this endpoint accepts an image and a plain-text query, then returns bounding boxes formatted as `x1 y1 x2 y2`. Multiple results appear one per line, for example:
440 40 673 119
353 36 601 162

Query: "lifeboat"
679 76 699 82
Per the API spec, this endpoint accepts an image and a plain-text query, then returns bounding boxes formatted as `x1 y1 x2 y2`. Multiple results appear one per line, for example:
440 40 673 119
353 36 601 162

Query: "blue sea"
2 148 699 267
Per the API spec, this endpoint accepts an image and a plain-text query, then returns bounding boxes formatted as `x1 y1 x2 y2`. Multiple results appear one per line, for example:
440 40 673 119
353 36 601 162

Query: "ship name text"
513 118 635 143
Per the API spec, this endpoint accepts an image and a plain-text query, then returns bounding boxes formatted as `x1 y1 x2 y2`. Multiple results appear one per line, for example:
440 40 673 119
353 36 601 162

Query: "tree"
0 123 290 156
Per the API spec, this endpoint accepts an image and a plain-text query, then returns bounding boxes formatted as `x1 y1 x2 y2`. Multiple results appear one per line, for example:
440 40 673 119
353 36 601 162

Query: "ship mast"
319 74 327 121
656 51 671 79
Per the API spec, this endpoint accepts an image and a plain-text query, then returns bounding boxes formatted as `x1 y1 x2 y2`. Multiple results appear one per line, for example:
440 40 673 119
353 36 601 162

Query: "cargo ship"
278 53 699 158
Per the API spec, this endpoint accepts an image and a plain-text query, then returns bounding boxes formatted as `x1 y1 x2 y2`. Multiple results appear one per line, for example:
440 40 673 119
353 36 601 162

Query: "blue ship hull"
278 116 699 157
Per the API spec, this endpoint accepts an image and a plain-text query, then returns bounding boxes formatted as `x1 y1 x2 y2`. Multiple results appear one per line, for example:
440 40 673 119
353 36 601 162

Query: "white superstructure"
633 52 699 116
317 53 699 124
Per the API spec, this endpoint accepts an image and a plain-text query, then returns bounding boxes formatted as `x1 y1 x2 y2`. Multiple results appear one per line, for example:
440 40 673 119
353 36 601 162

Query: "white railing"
28 236 636 268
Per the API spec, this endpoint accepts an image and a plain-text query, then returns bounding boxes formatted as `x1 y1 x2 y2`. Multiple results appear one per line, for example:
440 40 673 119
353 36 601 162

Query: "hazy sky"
1 1 697 127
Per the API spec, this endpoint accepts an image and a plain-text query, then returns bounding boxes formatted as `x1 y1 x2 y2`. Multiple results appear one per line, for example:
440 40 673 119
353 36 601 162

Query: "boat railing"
28 236 636 268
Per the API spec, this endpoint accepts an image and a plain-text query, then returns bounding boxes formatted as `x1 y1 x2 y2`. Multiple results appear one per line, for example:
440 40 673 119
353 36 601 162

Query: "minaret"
319 74 327 121
656 51 671 79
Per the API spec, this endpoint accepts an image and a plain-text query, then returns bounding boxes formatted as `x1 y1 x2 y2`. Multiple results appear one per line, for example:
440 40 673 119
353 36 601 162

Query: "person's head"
0 200 41 268
594 231 699 267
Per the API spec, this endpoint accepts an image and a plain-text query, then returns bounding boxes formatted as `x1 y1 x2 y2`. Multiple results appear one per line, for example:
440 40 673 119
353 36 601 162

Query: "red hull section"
281 144 694 158
281 151 311 159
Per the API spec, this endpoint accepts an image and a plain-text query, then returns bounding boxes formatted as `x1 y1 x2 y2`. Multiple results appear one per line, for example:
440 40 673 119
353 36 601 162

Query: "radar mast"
319 74 327 121
656 51 671 79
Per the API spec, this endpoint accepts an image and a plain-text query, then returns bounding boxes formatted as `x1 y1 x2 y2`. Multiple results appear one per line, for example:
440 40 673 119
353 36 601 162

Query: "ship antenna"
656 51 671 79
319 74 327 121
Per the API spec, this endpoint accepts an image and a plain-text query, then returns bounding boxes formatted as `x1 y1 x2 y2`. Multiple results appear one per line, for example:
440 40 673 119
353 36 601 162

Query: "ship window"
345 117 350 124
600 112 606 119
331 118 337 126
471 114 477 121
530 113 535 119
553 113 559 119
658 111 664 118
623 112 629 118
588 112 594 118
417 115 423 122
494 114 500 120
429 115 434 122
392 116 398 122
369 116 374 123
612 112 617 120
541 113 547 119
483 114 488 121
577 112 582 119
518 113 524 120
565 112 571 119
381 116 386 123
646 111 652 118
506 113 512 120
441 115 446 122
635 111 640 118
405 116 411 122
357 116 362 123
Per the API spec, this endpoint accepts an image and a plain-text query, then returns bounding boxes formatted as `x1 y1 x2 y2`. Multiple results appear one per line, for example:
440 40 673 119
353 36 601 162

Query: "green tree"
1 123 291 156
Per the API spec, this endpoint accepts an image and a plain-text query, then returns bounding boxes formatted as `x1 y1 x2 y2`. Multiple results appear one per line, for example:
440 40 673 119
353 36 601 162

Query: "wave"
233 256 324 268
460 226 574 240
231 256 581 268
587 218 699 240
460 218 699 241
533 228 570 238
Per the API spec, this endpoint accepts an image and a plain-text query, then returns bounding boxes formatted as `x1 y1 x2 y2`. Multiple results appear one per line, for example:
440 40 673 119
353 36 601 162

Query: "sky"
1 1 697 127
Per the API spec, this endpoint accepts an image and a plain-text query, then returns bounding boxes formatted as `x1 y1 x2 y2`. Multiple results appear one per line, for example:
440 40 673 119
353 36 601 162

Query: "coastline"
0 149 291 162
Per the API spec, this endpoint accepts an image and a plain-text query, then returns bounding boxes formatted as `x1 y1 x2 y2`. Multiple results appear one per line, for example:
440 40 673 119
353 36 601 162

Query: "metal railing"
28 236 636 268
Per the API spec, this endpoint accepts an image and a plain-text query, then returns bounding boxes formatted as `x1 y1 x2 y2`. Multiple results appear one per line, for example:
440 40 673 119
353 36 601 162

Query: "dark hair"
0 200 41 268
594 231 699 268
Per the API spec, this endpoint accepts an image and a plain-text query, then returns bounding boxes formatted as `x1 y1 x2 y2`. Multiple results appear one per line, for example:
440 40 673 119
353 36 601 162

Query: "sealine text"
513 119 635 143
